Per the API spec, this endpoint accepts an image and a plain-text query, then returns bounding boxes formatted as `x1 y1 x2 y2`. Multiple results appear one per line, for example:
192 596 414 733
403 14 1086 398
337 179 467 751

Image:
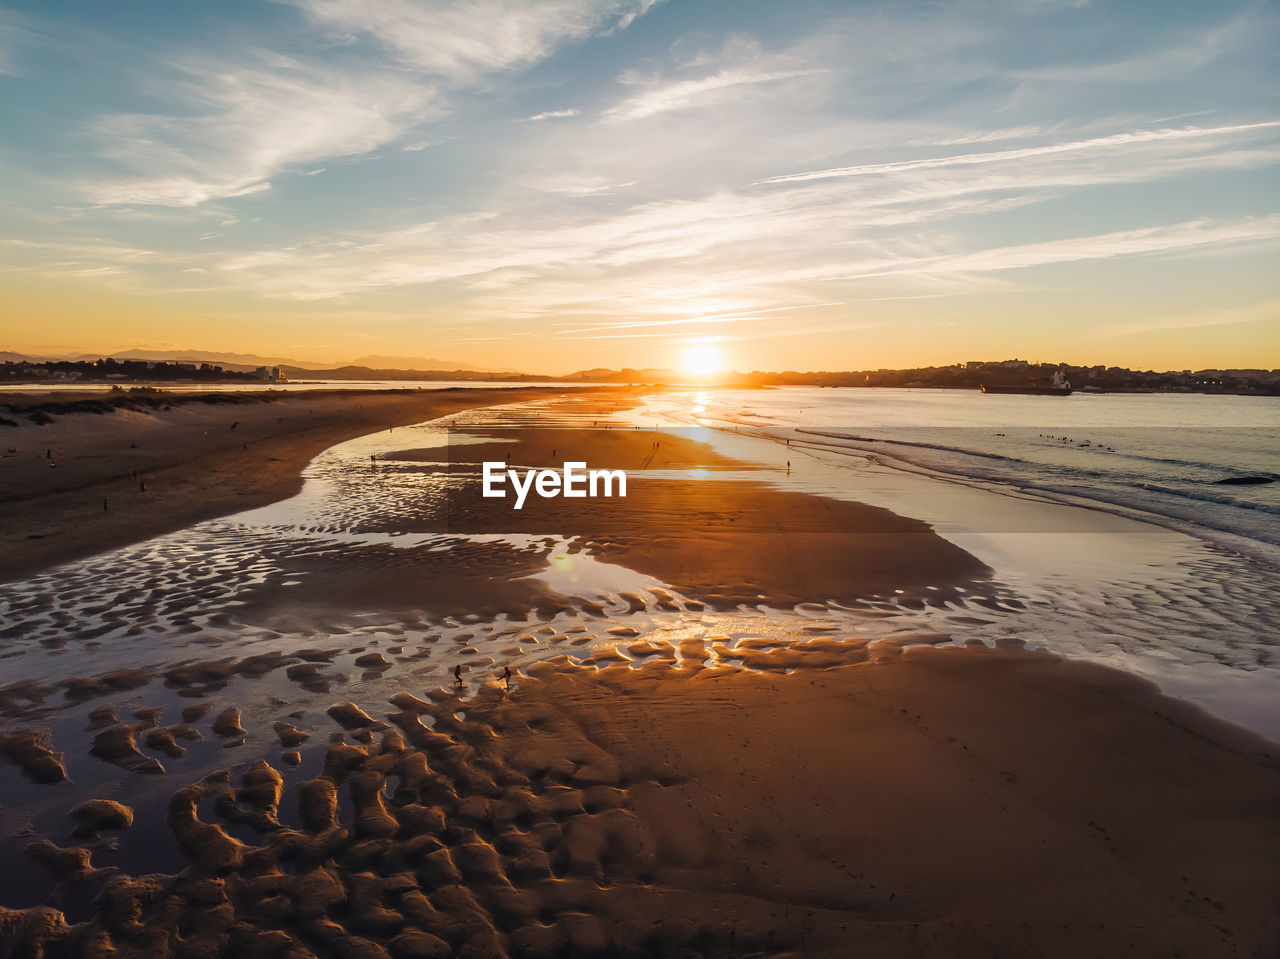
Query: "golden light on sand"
680 344 724 377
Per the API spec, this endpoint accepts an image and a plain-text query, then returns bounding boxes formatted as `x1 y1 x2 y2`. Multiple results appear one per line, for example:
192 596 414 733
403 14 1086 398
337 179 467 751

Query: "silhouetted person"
102 498 108 512
139 480 147 492
502 666 512 689
453 664 463 686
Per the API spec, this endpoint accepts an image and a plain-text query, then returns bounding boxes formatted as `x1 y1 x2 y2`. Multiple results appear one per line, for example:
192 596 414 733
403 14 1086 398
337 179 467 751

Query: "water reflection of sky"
0 393 1277 741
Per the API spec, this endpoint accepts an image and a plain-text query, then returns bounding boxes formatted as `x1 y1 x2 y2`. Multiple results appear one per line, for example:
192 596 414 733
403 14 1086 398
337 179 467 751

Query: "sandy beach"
0 388 605 583
1 393 1277 958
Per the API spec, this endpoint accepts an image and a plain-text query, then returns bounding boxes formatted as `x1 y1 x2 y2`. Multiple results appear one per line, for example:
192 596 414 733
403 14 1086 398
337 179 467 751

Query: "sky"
0 0 1276 374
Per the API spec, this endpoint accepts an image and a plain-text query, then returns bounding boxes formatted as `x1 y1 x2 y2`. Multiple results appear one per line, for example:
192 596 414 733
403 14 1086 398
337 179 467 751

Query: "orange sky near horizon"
4 272 1276 374
1 1 1276 374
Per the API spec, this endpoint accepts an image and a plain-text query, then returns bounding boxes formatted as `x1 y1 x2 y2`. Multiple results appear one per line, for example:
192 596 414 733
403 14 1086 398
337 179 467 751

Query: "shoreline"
0 386 622 583
789 426 1280 572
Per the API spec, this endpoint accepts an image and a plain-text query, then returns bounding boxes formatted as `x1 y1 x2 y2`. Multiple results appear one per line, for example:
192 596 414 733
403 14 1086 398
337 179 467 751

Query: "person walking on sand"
502 666 512 689
102 498 108 512
453 664 463 686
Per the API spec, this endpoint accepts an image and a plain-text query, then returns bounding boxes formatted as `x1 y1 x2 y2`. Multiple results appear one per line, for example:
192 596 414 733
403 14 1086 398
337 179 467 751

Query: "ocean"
632 387 1280 738
646 387 1280 567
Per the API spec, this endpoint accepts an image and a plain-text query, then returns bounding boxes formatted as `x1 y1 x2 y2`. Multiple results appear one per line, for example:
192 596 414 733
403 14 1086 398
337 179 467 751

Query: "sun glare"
681 344 724 377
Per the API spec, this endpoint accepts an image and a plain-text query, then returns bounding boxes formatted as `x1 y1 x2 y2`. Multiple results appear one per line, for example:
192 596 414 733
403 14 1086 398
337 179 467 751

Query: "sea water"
622 387 1280 736
645 387 1280 563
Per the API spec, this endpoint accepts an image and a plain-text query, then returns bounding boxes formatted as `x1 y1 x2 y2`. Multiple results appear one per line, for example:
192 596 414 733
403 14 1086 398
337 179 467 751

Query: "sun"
680 344 724 377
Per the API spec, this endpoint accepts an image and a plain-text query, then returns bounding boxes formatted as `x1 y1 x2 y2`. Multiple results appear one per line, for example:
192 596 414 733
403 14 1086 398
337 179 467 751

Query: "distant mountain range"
1 348 503 374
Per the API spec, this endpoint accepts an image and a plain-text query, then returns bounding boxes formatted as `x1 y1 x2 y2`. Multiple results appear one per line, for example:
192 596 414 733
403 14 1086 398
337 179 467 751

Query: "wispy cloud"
839 216 1280 282
291 0 660 82
605 34 824 122
524 108 579 121
755 121 1280 185
81 1 662 207
605 65 822 122
908 124 1061 147
82 54 436 206
523 173 635 196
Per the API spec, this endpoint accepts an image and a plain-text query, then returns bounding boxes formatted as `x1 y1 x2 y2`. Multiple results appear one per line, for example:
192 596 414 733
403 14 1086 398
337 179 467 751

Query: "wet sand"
2 646 1277 958
0 388 607 582
440 427 994 609
2 398 1278 957
200 424 995 633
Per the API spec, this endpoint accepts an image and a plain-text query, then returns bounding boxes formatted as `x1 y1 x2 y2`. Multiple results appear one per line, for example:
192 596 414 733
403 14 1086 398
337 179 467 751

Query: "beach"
0 387 605 583
1 390 1277 958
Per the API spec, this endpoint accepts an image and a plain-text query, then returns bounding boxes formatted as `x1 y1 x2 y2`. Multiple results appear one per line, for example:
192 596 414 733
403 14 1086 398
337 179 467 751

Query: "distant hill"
84 348 310 371
562 367 686 382
348 354 502 374
279 365 538 382
2 348 506 374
